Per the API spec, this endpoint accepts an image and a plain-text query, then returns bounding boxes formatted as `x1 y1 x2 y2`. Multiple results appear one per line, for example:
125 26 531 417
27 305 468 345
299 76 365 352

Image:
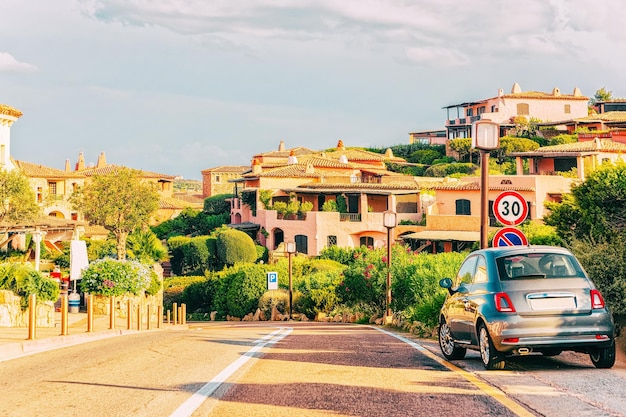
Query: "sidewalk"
0 311 182 362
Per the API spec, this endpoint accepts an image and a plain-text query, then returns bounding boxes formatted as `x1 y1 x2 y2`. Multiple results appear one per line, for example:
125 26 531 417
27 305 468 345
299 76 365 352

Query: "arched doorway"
273 228 284 250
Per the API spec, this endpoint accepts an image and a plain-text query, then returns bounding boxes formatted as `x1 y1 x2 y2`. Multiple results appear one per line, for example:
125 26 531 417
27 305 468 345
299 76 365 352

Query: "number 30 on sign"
493 191 528 226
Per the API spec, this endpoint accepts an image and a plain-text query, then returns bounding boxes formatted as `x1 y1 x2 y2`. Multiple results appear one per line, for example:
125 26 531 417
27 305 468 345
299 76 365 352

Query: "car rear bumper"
485 314 614 353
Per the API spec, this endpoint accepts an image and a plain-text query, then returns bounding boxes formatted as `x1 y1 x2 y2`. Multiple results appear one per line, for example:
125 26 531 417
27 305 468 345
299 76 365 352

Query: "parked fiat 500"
438 245 615 370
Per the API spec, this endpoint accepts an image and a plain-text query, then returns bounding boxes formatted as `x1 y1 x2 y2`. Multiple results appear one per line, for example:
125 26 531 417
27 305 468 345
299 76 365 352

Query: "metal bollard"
61 294 68 336
27 294 36 340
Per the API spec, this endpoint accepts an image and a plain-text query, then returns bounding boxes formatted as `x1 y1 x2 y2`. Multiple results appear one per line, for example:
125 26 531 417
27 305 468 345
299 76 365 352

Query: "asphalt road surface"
1 322 624 417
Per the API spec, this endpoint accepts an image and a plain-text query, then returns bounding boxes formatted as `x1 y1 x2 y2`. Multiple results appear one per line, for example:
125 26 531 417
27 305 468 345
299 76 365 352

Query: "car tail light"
590 289 605 309
502 337 519 343
495 292 516 312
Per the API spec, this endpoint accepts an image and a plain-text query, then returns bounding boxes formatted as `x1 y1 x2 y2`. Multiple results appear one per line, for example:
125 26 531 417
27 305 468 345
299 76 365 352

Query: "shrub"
163 275 205 312
258 289 289 318
225 264 268 317
79 258 153 296
0 263 60 309
216 228 257 266
203 194 232 215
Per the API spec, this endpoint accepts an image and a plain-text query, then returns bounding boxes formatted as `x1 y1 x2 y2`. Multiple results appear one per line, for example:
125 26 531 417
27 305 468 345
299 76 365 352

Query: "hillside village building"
443 83 589 139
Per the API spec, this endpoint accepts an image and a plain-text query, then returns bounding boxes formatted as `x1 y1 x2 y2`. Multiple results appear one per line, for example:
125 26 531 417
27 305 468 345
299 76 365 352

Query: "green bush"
145 273 162 296
79 258 153 296
203 194 232 215
258 289 289 318
424 162 478 177
216 228 257 266
0 263 60 309
163 275 205 312
225 264 268 317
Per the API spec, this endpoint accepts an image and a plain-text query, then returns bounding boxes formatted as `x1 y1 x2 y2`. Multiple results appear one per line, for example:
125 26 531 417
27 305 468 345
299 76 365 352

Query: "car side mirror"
439 278 453 288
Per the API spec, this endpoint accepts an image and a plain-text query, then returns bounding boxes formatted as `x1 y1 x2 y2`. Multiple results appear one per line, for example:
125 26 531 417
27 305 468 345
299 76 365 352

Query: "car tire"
589 342 616 369
438 321 466 360
478 324 505 370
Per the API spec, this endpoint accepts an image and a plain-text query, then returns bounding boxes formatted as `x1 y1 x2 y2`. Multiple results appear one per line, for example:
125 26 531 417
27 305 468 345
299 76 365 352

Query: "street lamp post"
472 120 500 249
286 241 296 320
383 210 397 321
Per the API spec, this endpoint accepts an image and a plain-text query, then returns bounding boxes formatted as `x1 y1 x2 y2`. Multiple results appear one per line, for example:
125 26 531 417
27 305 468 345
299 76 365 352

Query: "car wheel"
589 343 616 369
478 324 505 370
438 321 466 360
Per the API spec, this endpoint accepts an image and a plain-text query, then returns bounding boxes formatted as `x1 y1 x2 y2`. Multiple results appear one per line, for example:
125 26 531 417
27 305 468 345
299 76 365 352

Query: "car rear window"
496 252 585 280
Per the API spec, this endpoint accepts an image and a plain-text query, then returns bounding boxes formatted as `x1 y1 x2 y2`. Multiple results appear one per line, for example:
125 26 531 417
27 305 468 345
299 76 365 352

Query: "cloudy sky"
2 0 624 180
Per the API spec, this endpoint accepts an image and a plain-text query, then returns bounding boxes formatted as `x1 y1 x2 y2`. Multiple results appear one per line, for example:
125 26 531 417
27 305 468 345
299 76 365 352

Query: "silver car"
438 245 615 370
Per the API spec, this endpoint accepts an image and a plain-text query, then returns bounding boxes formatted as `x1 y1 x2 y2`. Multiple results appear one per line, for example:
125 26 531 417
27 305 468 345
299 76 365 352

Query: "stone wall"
91 294 162 325
0 290 55 328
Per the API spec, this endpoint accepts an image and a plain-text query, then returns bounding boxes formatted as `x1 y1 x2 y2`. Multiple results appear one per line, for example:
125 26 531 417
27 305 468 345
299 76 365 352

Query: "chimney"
75 152 85 171
65 159 71 172
97 151 107 168
287 150 298 165
252 158 262 175
337 139 345 150
384 148 394 159
278 140 285 151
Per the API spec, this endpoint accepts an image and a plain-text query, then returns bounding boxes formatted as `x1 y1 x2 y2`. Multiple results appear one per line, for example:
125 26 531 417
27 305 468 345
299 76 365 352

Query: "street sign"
493 190 528 226
493 227 528 247
267 272 278 290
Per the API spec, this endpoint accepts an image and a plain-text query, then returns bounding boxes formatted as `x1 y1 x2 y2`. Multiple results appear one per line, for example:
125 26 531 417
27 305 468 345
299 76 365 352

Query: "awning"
402 230 480 242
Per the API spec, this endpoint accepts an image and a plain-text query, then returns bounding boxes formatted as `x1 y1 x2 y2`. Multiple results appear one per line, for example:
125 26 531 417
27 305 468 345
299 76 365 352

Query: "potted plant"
299 201 313 219
272 201 287 219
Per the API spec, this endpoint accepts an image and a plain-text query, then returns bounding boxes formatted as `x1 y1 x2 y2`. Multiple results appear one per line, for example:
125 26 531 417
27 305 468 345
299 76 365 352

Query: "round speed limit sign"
493 191 528 226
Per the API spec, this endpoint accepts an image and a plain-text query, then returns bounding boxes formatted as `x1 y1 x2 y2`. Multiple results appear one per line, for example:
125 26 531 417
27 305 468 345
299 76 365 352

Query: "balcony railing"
340 213 361 222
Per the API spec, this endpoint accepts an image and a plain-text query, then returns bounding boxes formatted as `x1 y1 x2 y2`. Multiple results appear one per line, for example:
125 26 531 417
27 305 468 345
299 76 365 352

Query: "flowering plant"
79 258 154 296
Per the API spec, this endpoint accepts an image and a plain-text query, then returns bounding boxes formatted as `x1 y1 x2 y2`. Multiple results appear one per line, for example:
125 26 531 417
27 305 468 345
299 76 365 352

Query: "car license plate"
529 296 576 310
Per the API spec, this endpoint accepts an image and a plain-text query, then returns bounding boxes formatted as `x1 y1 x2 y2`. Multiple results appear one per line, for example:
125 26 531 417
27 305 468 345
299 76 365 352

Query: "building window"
215 175 221 183
517 103 529 115
71 212 78 221
327 235 337 247
564 104 571 114
37 187 43 203
455 199 471 215
360 236 374 247
48 182 57 195
491 105 497 112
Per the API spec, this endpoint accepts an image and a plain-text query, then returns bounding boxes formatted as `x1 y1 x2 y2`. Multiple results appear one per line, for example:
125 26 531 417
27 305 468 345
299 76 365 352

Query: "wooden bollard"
27 294 36 340
136 304 142 331
146 304 151 330
87 294 94 333
61 294 68 336
109 296 115 330
172 303 178 325
157 305 163 329
127 299 132 330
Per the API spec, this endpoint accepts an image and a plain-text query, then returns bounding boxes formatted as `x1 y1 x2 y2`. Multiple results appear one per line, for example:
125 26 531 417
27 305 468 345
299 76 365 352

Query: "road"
0 322 624 417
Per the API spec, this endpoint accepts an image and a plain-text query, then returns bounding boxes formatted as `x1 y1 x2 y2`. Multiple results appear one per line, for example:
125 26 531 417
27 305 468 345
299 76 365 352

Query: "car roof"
474 245 573 259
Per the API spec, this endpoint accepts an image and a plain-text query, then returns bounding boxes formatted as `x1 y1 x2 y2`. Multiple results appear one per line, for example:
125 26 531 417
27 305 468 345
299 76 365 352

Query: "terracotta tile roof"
503 91 588 101
295 182 421 192
201 165 249 174
533 138 626 153
324 148 405 162
13 159 84 178
158 196 198 209
255 147 317 158
79 164 176 180
0 104 23 118
243 165 322 178
297 156 353 169
574 111 626 122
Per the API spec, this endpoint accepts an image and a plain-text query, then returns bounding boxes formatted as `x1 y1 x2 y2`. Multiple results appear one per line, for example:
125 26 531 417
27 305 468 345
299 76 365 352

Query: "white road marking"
169 326 292 417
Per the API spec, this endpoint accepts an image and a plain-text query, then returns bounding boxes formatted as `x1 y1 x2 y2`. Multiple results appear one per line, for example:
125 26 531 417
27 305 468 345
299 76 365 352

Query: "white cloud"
0 52 39 73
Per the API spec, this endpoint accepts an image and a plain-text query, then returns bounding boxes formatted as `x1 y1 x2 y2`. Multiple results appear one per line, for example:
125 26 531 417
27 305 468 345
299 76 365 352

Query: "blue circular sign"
492 227 528 247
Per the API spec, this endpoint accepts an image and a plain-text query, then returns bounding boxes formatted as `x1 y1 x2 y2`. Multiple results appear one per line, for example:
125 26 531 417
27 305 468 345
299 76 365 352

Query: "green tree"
126 229 168 263
71 167 159 260
215 227 257 266
591 87 613 106
0 168 40 224
544 162 626 243
203 194 232 215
